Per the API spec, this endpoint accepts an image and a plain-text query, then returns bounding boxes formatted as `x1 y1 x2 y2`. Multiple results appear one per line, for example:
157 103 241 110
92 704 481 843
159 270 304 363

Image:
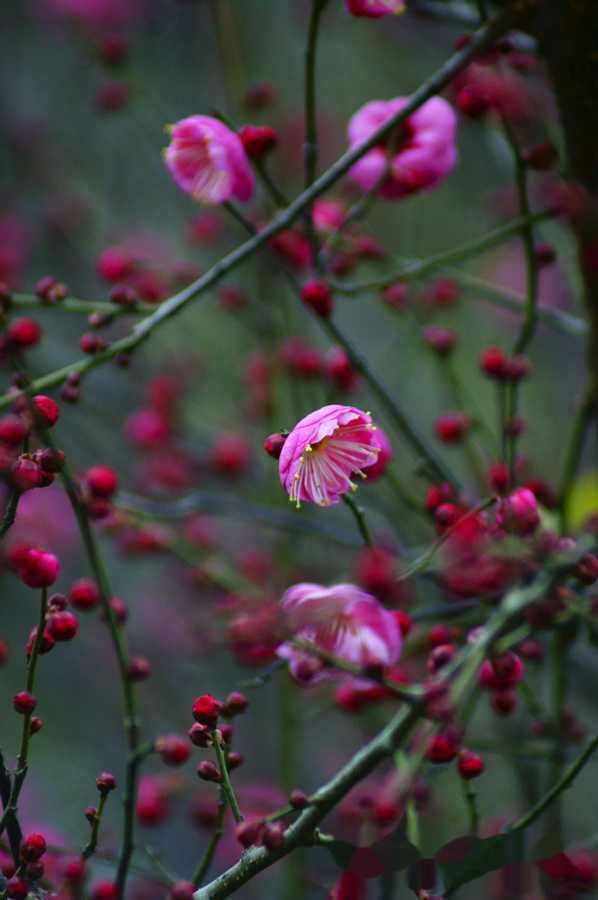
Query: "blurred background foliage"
0 1 597 897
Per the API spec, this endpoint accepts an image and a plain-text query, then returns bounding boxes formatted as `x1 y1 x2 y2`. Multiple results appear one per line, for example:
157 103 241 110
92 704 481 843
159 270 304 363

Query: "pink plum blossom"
496 488 540 537
277 583 402 683
347 96 457 199
278 404 381 507
164 116 254 206
345 0 405 17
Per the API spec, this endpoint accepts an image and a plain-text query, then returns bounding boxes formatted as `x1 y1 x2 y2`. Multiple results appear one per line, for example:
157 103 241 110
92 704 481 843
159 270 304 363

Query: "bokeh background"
1 1 597 897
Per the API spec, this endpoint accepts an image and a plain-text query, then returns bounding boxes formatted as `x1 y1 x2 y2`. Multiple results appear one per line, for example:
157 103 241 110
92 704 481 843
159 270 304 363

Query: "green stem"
192 788 227 888
212 732 243 824
511 735 598 832
558 381 597 533
0 491 20 540
0 588 48 848
342 492 373 548
193 573 555 900
8 293 155 317
116 743 154 893
304 0 330 262
332 211 552 295
461 779 480 836
82 791 109 861
443 269 586 339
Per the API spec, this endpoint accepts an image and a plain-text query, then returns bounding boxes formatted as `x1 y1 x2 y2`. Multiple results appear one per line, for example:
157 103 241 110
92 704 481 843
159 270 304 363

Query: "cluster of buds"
189 692 248 782
478 651 525 716
0 393 62 490
80 464 119 519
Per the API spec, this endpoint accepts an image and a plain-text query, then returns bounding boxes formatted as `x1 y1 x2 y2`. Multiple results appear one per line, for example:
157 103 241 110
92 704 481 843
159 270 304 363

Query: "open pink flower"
277 583 402 683
164 116 254 205
278 405 381 507
347 96 457 199
345 0 405 18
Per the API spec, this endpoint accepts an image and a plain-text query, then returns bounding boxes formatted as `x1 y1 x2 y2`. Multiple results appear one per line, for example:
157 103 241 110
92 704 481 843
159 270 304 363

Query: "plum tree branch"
0 8 510 415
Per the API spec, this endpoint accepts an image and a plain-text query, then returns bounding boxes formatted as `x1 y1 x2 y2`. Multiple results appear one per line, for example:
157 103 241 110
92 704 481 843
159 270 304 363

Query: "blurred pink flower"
0 214 29 289
164 116 254 205
348 96 457 199
277 582 402 683
41 0 142 29
5 484 77 556
345 0 405 18
279 404 380 507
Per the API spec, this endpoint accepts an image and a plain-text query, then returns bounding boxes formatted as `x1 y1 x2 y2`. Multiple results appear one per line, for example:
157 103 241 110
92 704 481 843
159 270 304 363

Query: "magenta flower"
496 488 540 537
347 96 457 199
278 405 381 507
164 116 254 206
277 583 402 683
345 0 405 18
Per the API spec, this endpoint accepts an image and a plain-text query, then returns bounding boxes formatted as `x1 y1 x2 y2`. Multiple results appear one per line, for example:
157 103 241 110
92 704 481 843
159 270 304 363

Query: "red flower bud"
301 280 334 318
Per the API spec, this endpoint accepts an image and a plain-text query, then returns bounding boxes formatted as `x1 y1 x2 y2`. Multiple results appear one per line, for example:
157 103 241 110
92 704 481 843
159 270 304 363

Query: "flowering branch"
0 9 510 417
0 588 49 854
193 572 555 899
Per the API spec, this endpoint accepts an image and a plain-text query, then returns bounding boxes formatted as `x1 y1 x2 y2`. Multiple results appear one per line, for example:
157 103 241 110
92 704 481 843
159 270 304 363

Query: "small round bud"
426 734 459 764
96 772 117 793
85 806 98 824
188 722 211 748
31 394 60 427
458 750 484 780
17 548 60 588
197 760 221 783
85 464 119 499
127 656 151 681
5 876 28 899
301 280 334 318
46 610 78 642
434 412 470 444
480 346 509 380
223 691 249 717
35 276 57 300
30 715 43 734
261 821 285 850
170 882 195 900
263 432 287 460
226 751 244 770
20 832 47 862
238 124 277 158
235 818 263 848
192 694 222 727
156 735 191 767
90 879 119 900
80 332 107 354
289 789 309 810
422 326 456 356
69 578 99 611
7 317 42 348
13 691 37 714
